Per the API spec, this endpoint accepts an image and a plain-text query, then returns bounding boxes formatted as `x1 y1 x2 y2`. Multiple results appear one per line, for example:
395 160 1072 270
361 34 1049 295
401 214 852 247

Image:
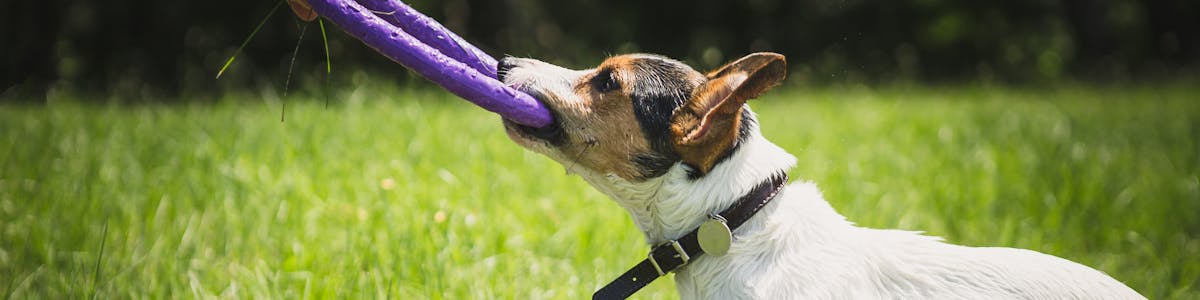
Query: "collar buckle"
648 240 689 276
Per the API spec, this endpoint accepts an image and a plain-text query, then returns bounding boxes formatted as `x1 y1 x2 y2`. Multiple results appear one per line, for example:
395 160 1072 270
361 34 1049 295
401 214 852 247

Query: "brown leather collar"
593 173 789 299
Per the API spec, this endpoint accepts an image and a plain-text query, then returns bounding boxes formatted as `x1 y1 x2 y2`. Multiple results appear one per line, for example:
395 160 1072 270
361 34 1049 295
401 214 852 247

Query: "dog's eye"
591 69 620 93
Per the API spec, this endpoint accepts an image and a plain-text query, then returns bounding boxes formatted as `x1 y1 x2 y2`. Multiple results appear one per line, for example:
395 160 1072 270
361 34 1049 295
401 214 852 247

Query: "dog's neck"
576 122 797 244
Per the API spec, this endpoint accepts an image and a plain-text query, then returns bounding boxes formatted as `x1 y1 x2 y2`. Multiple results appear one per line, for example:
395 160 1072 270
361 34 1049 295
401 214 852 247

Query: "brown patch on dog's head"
499 53 784 180
546 57 660 180
669 53 786 175
500 54 706 180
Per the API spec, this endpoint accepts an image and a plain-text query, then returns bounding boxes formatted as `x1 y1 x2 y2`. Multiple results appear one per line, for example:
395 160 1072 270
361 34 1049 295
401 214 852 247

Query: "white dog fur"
578 118 1143 299
499 54 1144 299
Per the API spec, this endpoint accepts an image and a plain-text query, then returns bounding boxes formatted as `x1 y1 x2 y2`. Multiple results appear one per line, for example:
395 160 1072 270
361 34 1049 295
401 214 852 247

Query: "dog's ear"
670 52 786 174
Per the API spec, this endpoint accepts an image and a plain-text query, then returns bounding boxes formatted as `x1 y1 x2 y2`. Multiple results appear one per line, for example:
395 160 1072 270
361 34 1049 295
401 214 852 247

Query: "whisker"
565 136 598 175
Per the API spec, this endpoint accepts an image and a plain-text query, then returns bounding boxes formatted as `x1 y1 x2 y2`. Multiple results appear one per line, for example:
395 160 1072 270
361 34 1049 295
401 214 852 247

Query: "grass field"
2 81 1198 299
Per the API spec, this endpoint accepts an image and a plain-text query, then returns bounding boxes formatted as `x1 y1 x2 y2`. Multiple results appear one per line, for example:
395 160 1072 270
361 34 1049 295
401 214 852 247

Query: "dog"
497 52 1144 299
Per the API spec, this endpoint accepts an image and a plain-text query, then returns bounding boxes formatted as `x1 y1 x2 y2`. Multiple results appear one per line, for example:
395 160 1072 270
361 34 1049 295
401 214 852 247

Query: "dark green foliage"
1 0 1197 99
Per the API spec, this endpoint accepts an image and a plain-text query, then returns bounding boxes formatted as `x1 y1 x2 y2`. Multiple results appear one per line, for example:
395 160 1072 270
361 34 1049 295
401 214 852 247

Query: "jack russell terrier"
497 53 1143 299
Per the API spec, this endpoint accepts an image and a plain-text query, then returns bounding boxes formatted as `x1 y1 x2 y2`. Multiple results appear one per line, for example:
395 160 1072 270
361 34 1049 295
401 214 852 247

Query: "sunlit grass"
1 81 1197 298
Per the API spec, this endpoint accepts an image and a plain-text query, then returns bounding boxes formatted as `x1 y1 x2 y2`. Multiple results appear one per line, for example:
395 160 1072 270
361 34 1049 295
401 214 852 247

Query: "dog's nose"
497 57 518 81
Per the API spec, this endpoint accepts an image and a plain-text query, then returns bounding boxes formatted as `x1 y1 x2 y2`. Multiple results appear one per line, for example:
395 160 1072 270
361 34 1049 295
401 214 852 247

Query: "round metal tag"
697 217 732 256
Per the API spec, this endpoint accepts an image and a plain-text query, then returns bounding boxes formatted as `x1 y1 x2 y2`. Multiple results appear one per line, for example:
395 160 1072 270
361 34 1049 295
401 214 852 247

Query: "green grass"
2 81 1198 299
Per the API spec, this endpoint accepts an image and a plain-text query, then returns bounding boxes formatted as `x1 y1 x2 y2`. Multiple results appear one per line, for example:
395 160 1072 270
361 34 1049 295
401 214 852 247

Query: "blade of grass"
4 266 44 300
216 0 285 79
88 222 109 300
320 19 332 109
282 22 308 122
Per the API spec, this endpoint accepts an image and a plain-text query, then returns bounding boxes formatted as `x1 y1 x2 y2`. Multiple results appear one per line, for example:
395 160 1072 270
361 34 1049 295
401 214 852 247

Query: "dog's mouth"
502 89 565 145
504 118 563 142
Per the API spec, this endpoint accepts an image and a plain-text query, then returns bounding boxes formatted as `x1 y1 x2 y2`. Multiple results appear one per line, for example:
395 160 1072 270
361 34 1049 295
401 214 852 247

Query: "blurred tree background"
1 0 1197 100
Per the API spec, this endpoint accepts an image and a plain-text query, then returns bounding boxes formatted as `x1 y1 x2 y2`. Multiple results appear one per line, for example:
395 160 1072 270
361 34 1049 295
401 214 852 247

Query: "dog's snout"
497 57 520 81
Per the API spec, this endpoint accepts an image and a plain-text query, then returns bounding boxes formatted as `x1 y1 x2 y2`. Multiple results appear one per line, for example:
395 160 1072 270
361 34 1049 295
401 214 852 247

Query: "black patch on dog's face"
618 55 760 180
590 68 621 93
623 56 703 167
632 152 678 179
